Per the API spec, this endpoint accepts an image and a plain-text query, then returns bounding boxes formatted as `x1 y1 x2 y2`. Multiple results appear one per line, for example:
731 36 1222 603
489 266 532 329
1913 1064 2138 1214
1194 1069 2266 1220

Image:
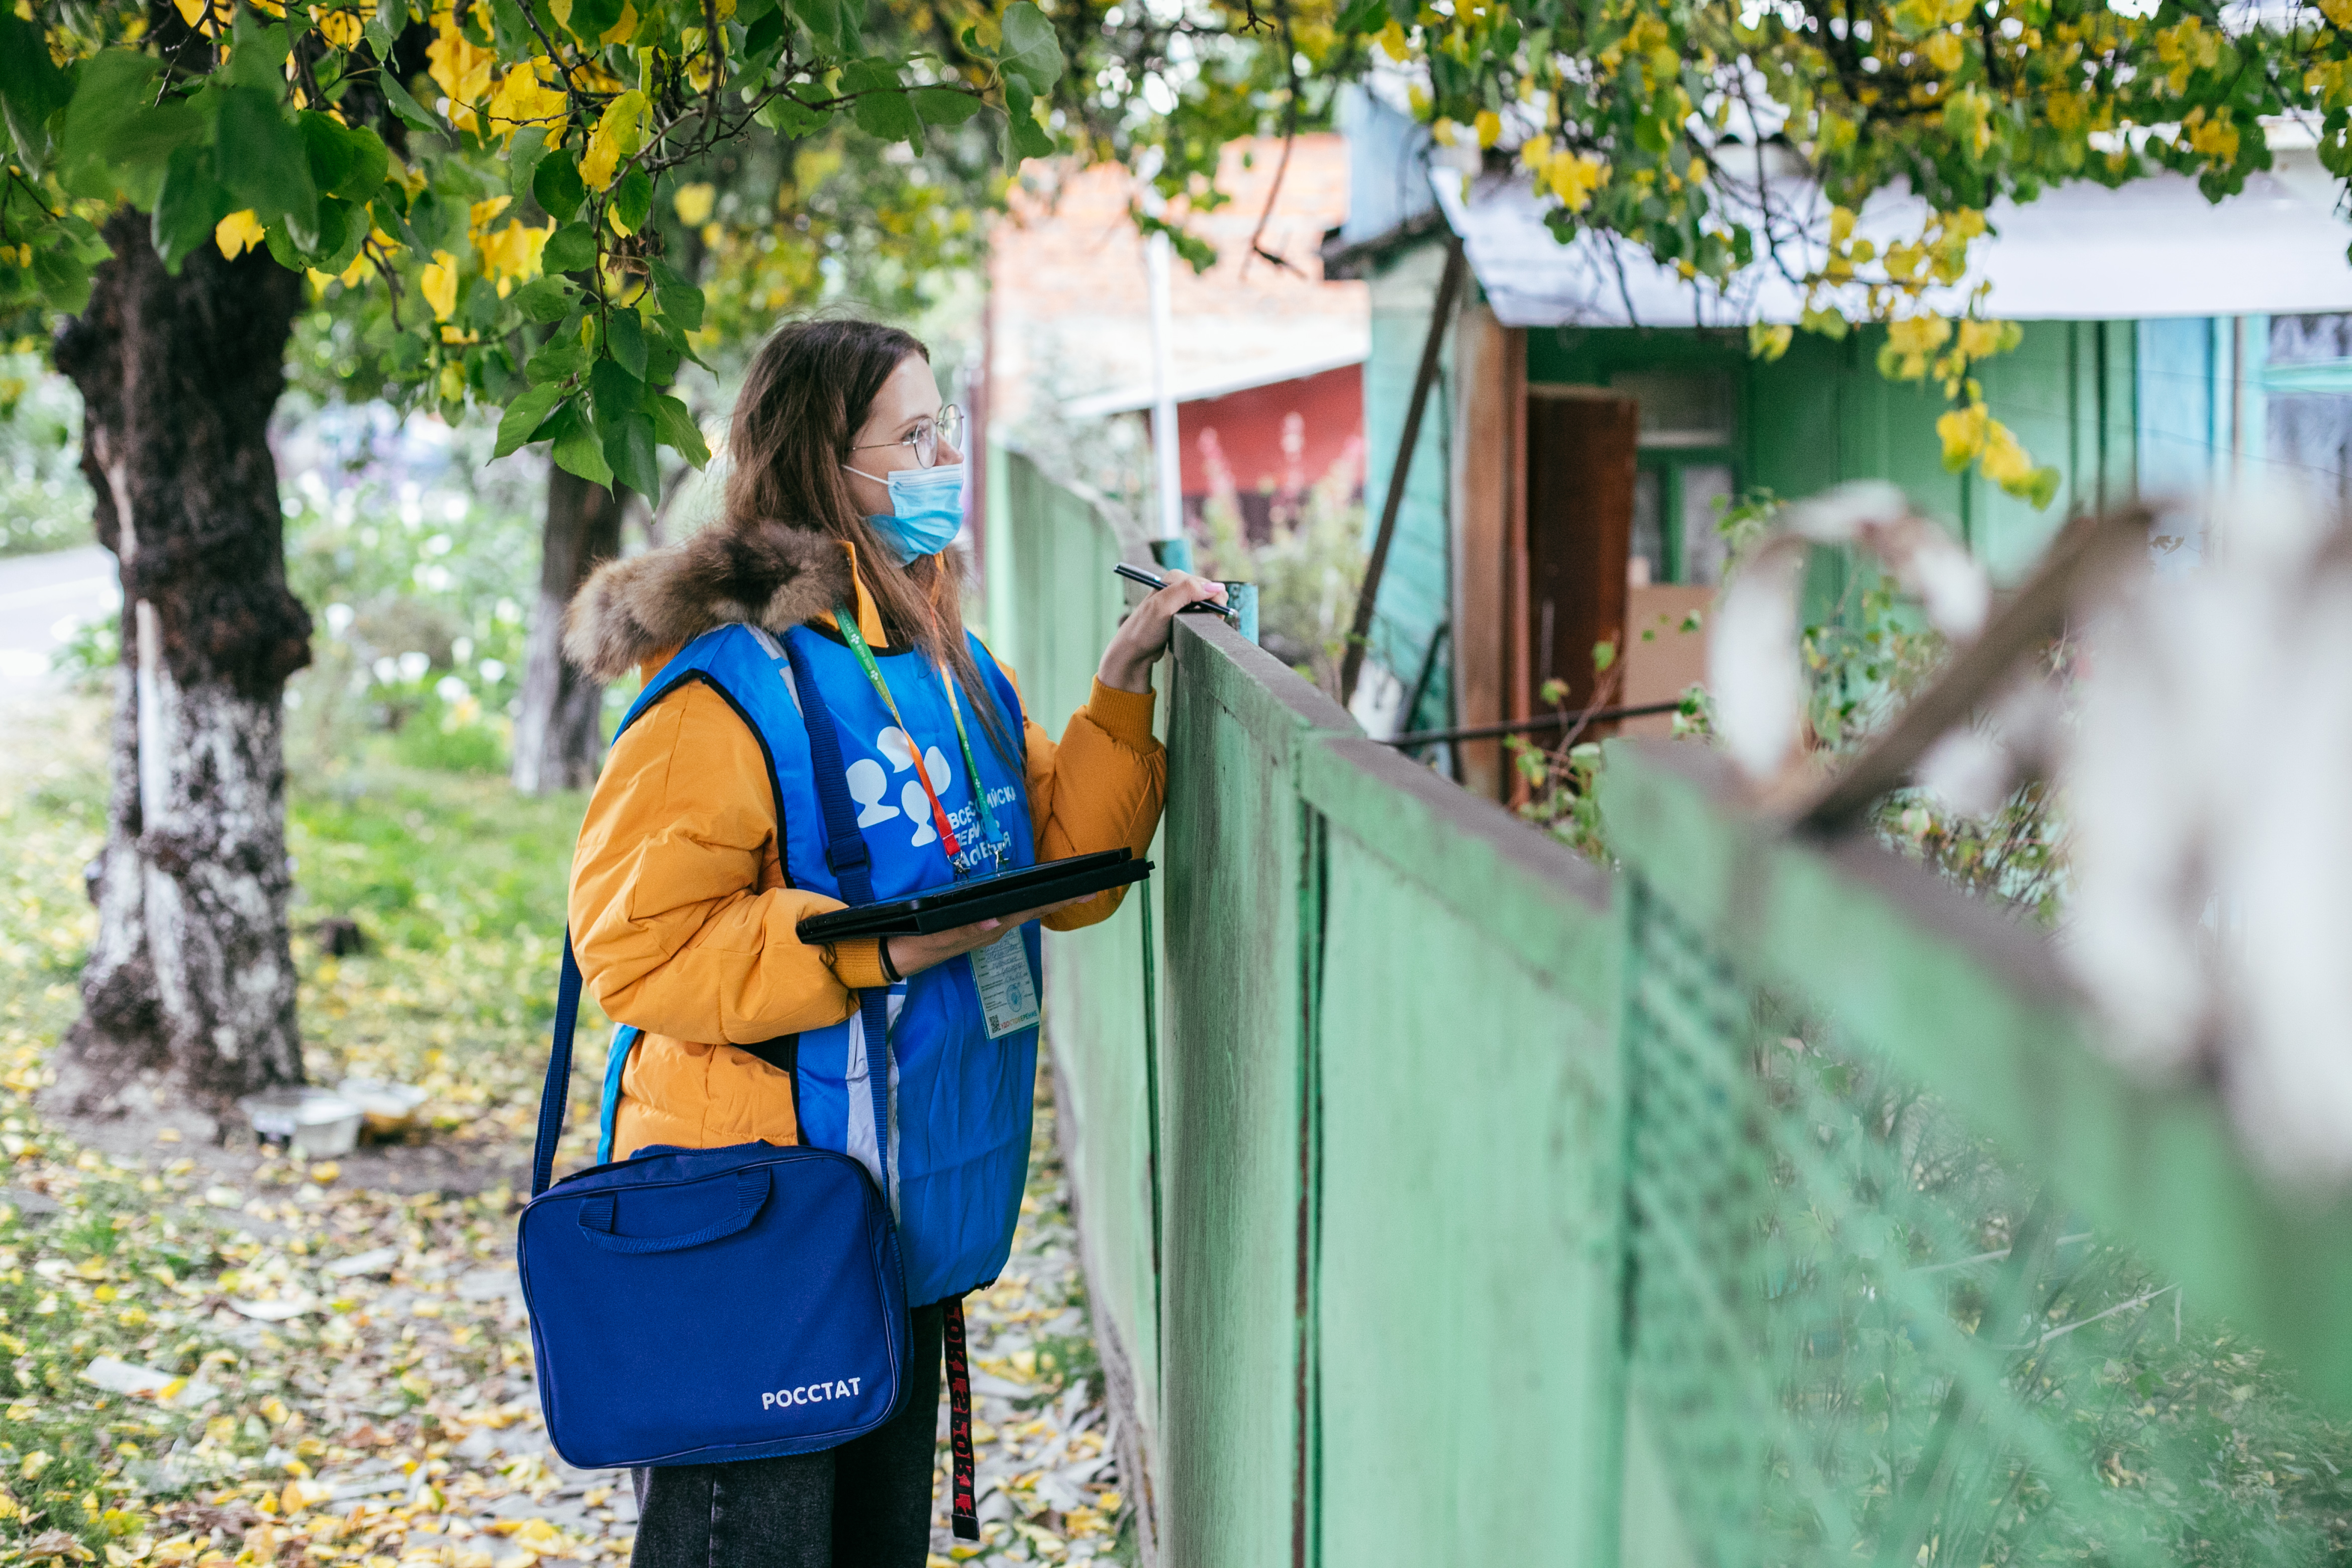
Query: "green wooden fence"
985 448 2352 1567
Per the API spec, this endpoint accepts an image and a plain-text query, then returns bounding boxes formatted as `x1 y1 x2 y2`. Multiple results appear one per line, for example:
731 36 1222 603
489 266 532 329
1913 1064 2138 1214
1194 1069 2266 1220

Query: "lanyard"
834 605 965 867
938 672 1009 859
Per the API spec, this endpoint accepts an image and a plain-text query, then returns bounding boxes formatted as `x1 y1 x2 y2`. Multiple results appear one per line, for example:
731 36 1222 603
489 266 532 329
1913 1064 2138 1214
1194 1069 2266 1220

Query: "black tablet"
795 848 1152 942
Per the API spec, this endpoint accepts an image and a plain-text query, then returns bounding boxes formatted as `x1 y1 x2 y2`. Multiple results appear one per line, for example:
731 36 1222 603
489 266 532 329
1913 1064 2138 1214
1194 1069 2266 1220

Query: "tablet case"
795 848 1152 941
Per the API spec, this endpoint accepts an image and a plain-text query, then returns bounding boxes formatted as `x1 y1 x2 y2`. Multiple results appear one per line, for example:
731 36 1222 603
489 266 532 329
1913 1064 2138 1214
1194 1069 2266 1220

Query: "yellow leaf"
1542 150 1607 212
580 89 648 191
171 0 206 23
672 181 716 226
1378 17 1409 59
486 59 568 143
214 210 266 260
476 218 554 286
1473 109 1501 148
312 6 364 47
421 250 460 322
426 10 496 131
600 0 638 43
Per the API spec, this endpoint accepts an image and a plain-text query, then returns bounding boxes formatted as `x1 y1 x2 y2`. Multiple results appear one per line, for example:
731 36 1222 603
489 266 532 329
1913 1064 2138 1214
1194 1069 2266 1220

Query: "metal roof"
1432 156 2352 329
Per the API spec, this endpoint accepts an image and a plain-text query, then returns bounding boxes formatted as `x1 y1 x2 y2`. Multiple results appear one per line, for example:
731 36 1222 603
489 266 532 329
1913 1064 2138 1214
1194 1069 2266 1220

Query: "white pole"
1146 229 1183 542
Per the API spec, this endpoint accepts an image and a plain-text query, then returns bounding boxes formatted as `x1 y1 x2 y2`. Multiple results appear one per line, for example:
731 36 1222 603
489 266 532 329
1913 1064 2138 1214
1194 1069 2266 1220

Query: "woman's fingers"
1099 569 1229 692
885 895 1091 978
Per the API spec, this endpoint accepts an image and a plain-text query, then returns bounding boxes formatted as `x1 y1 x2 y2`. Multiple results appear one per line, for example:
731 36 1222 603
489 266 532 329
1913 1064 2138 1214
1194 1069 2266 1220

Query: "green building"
1327 90 2352 794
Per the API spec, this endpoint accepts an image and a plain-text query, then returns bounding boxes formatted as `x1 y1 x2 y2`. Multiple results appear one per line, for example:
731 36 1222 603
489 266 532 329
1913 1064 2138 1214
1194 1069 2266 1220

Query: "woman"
561 318 1221 1567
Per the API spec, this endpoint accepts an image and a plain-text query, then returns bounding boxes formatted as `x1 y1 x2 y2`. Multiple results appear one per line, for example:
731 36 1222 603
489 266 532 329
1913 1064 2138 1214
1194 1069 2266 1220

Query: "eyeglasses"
848 405 964 469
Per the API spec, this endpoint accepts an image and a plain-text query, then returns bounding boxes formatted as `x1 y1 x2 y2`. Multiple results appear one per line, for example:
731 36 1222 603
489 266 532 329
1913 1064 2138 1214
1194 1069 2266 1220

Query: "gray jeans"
629 1304 944 1568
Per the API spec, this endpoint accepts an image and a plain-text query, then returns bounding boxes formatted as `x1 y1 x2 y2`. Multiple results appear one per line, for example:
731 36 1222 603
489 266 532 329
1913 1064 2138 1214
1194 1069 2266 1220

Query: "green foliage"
1191 438 1367 697
0 0 1066 480
275 409 541 778
0 353 95 557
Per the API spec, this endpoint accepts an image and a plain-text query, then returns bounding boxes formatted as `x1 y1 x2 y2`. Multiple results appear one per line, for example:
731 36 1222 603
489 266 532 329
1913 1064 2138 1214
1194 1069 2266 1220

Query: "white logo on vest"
843 725 953 848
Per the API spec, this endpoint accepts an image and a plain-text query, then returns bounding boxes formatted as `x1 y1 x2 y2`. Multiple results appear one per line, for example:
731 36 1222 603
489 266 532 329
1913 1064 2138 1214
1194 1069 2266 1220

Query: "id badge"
968 930 1040 1039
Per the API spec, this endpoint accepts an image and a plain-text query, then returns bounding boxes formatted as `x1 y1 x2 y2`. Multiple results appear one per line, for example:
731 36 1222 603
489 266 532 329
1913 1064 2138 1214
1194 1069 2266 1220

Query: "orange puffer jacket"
563 528 1162 1160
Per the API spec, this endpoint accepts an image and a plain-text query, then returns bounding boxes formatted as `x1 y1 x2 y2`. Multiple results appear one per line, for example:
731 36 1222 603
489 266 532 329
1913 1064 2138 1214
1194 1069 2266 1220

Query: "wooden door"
1522 388 1637 731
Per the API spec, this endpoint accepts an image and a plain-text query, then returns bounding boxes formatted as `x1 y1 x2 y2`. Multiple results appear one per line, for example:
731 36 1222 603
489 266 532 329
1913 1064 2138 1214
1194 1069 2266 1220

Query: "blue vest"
596 619 1041 1309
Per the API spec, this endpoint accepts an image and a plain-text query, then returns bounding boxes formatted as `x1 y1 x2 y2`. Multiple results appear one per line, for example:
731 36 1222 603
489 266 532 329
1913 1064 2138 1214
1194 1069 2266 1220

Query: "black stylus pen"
1112 561 1239 624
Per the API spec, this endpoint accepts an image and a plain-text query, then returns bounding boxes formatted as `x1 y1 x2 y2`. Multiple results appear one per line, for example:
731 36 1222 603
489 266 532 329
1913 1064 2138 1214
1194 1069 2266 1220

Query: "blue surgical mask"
843 461 966 564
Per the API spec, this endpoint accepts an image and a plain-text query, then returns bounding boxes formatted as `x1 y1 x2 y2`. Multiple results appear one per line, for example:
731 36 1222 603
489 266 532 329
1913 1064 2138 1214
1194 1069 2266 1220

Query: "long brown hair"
724 319 1019 764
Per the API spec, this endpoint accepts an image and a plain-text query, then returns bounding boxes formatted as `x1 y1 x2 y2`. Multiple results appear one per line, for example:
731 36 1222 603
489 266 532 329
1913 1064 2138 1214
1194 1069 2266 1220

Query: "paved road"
0 544 118 693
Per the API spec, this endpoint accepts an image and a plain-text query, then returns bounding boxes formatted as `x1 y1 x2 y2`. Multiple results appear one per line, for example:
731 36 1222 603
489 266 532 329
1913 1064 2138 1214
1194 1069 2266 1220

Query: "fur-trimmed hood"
564 522 853 682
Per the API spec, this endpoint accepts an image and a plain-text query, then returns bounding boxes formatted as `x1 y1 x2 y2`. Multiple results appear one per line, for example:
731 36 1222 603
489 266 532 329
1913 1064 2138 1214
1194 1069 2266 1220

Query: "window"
1615 371 1737 585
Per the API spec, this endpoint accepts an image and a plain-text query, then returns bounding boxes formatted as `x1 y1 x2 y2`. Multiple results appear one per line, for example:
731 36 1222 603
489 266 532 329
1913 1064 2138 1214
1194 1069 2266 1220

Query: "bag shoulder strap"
780 628 897 1208
527 625 895 1202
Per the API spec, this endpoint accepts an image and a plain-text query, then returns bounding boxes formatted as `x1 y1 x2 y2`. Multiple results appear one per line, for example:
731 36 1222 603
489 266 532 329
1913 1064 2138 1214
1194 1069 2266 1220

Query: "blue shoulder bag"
516 635 910 1471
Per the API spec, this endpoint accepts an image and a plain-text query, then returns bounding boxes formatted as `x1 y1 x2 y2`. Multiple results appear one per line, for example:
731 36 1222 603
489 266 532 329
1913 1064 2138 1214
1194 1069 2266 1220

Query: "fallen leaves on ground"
1 702 1136 1567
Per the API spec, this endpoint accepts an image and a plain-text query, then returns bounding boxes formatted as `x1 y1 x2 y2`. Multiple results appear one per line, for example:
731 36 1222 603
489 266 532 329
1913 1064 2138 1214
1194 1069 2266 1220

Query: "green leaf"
913 86 984 128
526 332 591 383
649 393 711 467
654 279 705 332
1002 82 1052 162
495 383 566 457
534 153 586 222
602 408 659 498
998 3 1063 93
542 221 596 274
605 310 649 379
378 0 409 29
565 0 624 44
788 0 857 54
514 275 574 323
100 101 205 168
592 345 646 413
508 126 550 204
225 13 293 91
642 330 681 387
0 11 71 173
611 165 653 235
310 198 362 270
547 401 615 487
29 247 92 316
151 144 234 273
263 218 304 270
57 50 162 197
300 112 389 202
1334 0 1385 31
370 190 420 249
489 0 535 52
741 6 788 62
757 94 831 137
377 70 441 133
217 87 319 232
851 82 922 145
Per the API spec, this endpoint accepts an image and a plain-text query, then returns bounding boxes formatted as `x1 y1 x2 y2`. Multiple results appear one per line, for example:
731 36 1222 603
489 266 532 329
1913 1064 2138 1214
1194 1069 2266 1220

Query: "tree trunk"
510 468 626 794
51 210 311 1114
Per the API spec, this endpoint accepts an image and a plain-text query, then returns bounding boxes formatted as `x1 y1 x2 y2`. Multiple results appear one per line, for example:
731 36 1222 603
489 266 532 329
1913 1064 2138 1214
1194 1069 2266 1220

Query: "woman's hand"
1097 569 1229 694
881 896 1084 980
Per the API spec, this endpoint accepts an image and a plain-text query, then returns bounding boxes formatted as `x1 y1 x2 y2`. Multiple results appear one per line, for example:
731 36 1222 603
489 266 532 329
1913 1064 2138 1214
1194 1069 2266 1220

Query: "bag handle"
528 627 896 1202
574 1166 771 1254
